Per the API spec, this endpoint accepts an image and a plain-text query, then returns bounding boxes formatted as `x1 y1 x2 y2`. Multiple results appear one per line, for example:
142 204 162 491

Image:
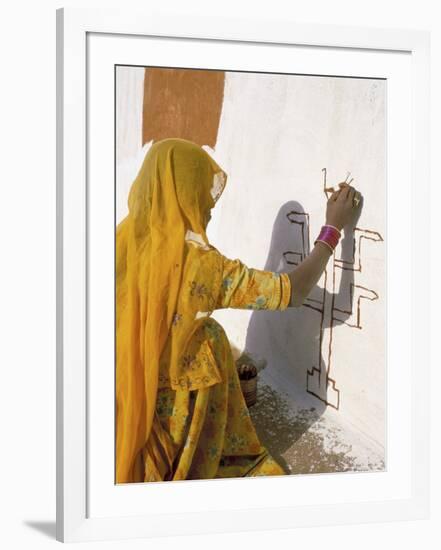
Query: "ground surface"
248 376 385 476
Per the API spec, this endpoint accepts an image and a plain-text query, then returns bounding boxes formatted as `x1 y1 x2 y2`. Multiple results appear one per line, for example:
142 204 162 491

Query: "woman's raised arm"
288 183 361 308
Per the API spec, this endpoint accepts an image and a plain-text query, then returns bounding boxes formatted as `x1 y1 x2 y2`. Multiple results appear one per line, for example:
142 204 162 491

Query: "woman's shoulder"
183 240 225 279
183 236 249 276
184 235 222 258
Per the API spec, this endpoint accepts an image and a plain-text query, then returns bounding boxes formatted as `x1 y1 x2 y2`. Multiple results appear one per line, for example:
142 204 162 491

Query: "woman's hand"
288 181 363 307
325 182 362 231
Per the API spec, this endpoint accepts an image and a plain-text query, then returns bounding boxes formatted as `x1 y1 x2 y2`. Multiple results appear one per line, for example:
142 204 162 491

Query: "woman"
116 137 361 483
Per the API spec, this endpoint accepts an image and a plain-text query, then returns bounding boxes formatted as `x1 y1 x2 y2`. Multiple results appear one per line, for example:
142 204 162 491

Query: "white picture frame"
56 7 430 543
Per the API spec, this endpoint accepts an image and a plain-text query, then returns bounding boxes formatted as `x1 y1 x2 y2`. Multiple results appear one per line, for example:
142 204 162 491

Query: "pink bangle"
323 224 342 236
314 225 341 252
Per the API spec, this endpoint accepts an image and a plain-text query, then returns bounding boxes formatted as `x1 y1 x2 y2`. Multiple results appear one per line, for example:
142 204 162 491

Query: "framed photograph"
56 7 430 543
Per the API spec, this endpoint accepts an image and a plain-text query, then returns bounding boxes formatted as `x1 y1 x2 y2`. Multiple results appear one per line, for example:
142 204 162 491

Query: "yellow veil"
116 138 227 483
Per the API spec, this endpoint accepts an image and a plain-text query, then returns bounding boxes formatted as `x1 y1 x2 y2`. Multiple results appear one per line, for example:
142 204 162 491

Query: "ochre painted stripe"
142 67 225 149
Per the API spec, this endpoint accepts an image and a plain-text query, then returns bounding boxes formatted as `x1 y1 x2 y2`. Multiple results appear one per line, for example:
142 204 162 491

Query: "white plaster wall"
115 66 150 224
208 73 386 451
116 68 386 454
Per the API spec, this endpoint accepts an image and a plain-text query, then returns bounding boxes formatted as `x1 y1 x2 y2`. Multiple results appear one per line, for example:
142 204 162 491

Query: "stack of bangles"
314 224 341 253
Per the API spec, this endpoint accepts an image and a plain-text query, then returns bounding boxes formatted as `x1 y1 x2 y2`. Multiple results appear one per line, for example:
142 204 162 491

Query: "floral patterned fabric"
217 256 292 311
154 255 292 480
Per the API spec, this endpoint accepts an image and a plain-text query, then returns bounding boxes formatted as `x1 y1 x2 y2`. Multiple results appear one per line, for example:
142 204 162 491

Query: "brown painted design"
333 228 384 272
285 168 384 410
142 67 225 148
332 283 379 328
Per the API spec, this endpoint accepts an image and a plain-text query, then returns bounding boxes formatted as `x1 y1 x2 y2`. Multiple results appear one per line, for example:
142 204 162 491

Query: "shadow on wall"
244 201 357 467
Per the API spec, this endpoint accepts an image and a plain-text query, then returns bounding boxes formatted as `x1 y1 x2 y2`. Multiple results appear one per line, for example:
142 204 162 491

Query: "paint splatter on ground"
249 381 385 475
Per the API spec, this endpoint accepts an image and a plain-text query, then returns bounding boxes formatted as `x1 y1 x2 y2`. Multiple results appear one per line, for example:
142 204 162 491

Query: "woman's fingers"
351 188 359 208
329 181 359 203
341 185 359 204
337 184 352 201
328 188 339 201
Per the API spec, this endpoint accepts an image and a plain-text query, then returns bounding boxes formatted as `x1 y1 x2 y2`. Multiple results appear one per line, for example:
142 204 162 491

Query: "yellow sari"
116 138 291 483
